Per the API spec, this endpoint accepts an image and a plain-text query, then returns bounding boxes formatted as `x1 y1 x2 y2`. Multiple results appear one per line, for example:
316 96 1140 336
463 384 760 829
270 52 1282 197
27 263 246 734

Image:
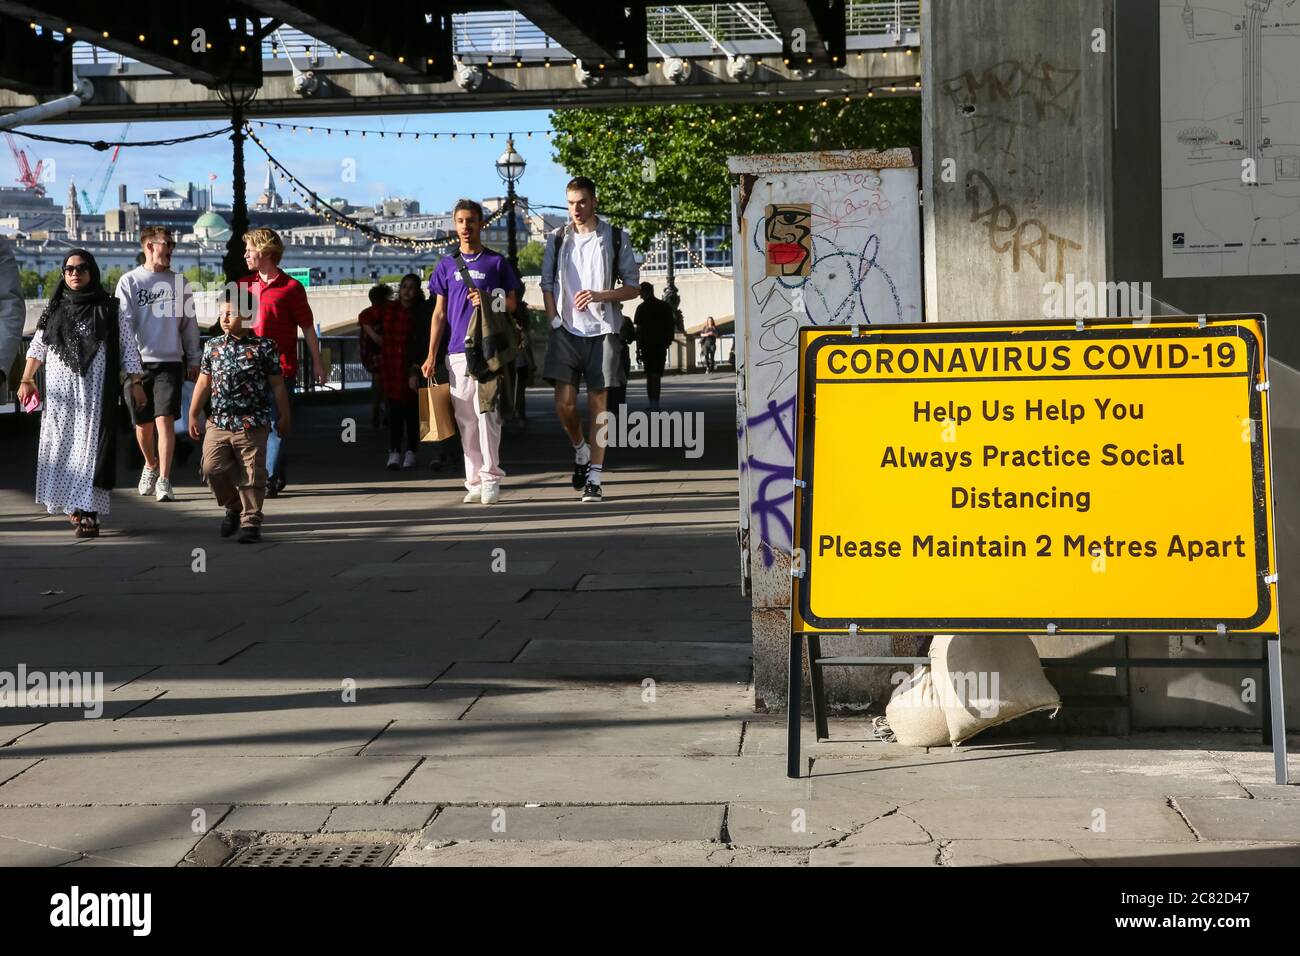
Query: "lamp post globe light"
495 137 526 269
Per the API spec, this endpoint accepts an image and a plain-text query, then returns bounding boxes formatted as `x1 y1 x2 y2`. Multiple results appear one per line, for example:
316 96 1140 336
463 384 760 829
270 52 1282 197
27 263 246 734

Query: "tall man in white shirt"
540 177 641 502
115 226 200 501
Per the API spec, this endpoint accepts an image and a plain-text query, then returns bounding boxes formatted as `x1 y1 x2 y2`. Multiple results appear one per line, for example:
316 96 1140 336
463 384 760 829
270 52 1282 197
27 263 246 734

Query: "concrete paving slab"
1207 749 1300 789
810 749 1247 799
0 724 41 745
341 560 557 578
435 661 753 683
393 756 810 804
809 843 941 866
393 839 803 867
516 640 750 668
5 713 394 757
742 719 930 757
218 804 332 832
0 805 227 866
1068 840 1300 866
726 799 896 848
0 758 42 788
576 572 737 591
901 797 1194 842
363 718 742 757
324 804 436 832
944 839 1089 866
839 810 934 845
484 618 752 643
0 756 420 805
125 685 482 720
423 804 724 842
461 683 753 721
1176 797 1300 841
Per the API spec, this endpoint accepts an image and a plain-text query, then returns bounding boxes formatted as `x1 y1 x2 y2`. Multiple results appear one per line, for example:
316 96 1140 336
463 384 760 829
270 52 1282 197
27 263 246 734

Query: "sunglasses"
62 264 90 275
149 240 177 249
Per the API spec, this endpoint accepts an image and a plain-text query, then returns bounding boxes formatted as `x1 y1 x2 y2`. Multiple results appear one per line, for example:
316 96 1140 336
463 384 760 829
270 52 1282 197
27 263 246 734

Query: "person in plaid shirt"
188 291 291 543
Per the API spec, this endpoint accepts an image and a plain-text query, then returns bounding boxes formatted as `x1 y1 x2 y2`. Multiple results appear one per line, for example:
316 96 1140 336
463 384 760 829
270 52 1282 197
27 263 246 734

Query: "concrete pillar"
922 0 1125 725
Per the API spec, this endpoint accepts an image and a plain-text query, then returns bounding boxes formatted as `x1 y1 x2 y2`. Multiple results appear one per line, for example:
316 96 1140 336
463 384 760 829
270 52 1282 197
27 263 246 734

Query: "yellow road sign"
791 317 1279 635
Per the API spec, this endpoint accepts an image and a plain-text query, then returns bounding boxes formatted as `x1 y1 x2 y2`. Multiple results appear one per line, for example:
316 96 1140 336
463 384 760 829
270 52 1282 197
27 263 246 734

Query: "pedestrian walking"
115 226 200 502
359 284 389 430
188 292 290 544
510 298 535 428
15 250 146 538
422 200 524 504
243 228 325 496
380 275 426 470
700 316 719 374
539 177 641 502
634 282 676 410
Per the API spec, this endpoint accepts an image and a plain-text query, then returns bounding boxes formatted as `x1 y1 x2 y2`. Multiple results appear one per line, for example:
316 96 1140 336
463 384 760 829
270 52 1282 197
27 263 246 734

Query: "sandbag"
883 665 951 747
931 635 1060 746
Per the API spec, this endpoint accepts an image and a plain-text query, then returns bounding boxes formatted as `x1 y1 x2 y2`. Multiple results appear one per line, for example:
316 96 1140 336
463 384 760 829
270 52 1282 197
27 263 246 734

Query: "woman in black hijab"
16 250 146 537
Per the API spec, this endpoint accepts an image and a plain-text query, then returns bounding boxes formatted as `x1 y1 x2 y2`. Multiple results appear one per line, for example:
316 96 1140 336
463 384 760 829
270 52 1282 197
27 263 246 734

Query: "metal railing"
64 2 922 67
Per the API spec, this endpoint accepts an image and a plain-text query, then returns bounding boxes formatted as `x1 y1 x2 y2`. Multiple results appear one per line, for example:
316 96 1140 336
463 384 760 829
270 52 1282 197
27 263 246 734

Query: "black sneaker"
237 525 262 544
220 508 240 538
581 481 603 502
571 460 589 490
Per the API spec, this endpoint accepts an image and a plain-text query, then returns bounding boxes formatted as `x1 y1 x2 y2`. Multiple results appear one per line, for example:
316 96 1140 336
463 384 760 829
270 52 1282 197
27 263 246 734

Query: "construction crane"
79 123 131 214
4 131 45 196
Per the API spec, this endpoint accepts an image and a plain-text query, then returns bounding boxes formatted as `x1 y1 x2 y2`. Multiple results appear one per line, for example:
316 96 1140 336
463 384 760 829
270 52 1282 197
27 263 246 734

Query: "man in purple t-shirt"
422 199 524 504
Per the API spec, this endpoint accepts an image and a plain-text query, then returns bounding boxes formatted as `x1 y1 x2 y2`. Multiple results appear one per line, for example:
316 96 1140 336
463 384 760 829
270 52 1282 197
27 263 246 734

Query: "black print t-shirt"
200 333 281 431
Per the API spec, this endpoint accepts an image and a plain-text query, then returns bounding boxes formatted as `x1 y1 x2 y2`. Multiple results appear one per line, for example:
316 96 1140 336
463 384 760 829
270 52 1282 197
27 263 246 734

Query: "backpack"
550 223 623 298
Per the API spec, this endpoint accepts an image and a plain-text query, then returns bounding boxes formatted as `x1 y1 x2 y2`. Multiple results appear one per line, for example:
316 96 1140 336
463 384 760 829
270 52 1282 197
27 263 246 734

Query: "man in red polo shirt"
242 228 326 496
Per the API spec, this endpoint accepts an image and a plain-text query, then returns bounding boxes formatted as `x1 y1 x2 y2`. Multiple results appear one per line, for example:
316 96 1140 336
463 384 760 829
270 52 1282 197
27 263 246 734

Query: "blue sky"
13 109 569 216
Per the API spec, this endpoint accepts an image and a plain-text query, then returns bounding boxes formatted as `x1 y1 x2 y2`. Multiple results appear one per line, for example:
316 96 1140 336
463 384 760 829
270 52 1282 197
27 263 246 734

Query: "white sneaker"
137 466 157 496
154 476 175 502
386 451 401 471
463 488 480 503
401 450 417 470
481 483 500 505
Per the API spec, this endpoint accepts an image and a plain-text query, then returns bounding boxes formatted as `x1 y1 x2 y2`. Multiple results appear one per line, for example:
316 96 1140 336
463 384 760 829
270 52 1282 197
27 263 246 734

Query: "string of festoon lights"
244 124 508 251
248 88 917 146
252 119 552 141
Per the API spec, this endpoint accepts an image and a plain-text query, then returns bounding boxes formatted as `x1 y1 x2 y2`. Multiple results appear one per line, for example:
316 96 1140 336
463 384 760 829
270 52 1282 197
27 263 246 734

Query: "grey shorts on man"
542 327 628 391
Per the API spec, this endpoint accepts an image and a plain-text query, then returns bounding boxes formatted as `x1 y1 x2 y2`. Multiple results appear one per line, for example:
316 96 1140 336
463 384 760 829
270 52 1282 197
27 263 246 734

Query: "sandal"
74 514 99 539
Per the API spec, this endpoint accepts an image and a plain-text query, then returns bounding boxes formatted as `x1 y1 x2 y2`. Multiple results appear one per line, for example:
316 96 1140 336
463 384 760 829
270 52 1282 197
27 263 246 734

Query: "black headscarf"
36 250 113 376
36 250 123 491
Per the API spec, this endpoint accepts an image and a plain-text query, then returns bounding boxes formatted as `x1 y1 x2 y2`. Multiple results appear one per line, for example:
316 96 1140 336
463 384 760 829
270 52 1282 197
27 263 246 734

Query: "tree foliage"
548 98 920 250
515 241 545 277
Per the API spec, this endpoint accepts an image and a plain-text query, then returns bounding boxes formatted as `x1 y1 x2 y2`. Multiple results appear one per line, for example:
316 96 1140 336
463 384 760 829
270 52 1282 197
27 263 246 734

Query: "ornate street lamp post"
494 137 526 269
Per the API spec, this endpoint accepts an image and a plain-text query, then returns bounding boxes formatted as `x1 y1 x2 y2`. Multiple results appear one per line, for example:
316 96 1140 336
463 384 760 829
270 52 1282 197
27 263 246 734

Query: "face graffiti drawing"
765 203 813 277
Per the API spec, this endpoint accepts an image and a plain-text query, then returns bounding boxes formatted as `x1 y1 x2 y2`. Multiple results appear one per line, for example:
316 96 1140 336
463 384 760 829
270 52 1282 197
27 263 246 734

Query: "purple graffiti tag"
745 397 797 565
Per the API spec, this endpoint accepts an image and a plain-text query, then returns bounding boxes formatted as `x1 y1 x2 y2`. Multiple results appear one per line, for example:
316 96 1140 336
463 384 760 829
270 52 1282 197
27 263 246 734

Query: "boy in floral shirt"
188 291 291 543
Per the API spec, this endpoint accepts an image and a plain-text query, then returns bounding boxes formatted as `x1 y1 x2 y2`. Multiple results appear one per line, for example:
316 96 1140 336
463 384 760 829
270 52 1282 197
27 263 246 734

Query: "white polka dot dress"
27 316 143 517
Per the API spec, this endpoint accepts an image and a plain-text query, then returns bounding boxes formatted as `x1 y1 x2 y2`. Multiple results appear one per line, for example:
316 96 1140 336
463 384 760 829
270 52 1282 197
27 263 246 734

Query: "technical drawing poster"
1161 0 1300 277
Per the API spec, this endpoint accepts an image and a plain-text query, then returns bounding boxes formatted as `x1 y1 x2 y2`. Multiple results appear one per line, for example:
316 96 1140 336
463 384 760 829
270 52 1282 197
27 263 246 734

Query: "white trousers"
447 352 505 489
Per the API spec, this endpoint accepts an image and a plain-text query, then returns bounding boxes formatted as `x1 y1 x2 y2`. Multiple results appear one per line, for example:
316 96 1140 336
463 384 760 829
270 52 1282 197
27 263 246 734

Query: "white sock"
587 463 603 486
574 440 591 466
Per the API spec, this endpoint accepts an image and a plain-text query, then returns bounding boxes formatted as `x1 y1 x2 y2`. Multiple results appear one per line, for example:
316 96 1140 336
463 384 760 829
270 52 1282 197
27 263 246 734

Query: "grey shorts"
125 361 183 425
542 327 628 392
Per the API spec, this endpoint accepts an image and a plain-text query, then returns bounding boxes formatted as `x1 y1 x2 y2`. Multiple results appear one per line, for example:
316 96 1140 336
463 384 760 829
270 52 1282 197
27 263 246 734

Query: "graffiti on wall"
941 55 1082 155
738 170 919 567
966 169 1082 283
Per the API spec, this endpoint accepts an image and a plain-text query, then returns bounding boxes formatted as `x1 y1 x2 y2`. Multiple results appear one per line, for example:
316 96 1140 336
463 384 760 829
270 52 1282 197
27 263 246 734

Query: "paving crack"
456 690 486 720
1167 796 1202 840
381 756 426 805
735 720 748 757
0 757 43 790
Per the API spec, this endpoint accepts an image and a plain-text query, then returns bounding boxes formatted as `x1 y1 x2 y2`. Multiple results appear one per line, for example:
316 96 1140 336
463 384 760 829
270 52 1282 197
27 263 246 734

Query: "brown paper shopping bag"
419 376 456 442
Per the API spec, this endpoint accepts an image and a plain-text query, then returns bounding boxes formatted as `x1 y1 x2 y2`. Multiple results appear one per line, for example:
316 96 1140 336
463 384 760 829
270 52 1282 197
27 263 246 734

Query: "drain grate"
227 843 398 868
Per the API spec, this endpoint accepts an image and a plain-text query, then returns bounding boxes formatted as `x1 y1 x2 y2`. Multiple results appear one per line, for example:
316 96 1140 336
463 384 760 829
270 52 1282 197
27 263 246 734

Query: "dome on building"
193 211 232 241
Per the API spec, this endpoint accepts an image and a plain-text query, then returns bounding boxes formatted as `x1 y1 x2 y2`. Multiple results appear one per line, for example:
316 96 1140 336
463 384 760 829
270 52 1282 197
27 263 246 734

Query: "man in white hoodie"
116 226 200 501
